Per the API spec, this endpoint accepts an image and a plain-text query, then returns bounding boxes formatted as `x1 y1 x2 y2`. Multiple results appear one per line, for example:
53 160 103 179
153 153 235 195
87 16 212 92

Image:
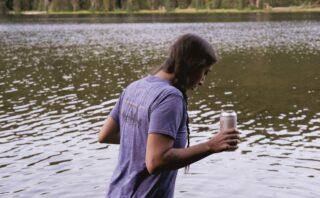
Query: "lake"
0 13 319 197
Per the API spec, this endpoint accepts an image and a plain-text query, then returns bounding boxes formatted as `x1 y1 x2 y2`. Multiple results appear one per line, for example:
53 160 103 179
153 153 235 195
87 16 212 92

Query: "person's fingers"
225 144 238 151
226 139 241 145
225 134 240 140
228 146 238 151
223 128 240 134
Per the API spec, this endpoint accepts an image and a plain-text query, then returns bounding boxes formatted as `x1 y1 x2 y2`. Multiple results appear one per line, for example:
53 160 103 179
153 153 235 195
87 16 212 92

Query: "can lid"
221 110 237 117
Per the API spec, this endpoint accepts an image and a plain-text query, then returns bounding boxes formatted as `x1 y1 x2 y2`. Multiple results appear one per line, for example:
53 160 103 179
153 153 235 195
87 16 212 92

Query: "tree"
248 0 256 7
13 0 21 14
256 0 262 8
212 0 222 8
90 0 100 11
191 0 200 9
44 0 51 12
148 0 159 9
103 0 113 11
4 0 320 13
238 0 246 9
164 0 177 11
47 0 73 12
219 0 236 8
71 0 80 11
177 0 191 8
0 0 8 14
125 0 149 11
32 0 42 11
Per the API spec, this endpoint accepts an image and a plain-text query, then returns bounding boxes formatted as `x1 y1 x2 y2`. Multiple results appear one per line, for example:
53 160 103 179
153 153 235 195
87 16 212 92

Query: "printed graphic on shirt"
121 99 145 128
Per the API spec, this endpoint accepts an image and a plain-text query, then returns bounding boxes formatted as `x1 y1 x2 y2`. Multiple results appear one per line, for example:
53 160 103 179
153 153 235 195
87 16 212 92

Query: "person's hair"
157 33 217 172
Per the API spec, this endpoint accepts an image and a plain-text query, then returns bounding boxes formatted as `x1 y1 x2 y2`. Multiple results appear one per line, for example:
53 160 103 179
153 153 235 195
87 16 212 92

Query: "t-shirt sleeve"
109 94 123 125
148 94 185 140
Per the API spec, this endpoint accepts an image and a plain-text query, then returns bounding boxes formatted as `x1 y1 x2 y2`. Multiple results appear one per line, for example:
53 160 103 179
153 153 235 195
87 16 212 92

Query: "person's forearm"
98 117 120 144
146 129 240 174
152 141 212 173
103 132 120 144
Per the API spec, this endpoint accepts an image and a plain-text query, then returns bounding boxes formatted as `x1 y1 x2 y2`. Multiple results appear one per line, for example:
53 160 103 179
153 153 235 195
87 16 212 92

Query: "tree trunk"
206 0 211 9
165 0 176 11
127 0 133 11
212 0 222 8
48 0 59 12
119 0 124 9
103 0 113 11
71 0 80 11
13 0 21 14
35 0 46 11
45 0 53 12
90 0 100 11
149 0 162 9
249 0 256 7
149 0 154 9
0 1 7 15
256 0 262 8
238 0 246 9
177 0 191 8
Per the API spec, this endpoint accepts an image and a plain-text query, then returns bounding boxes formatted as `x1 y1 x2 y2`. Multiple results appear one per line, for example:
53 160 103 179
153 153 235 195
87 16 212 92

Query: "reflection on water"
0 16 320 197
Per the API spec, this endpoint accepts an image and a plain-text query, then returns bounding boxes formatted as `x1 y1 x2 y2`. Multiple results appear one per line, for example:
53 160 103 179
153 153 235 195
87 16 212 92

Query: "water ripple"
0 18 320 197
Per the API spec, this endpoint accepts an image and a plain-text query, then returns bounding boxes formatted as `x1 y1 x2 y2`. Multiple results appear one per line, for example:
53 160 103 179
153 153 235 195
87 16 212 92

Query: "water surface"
0 14 319 197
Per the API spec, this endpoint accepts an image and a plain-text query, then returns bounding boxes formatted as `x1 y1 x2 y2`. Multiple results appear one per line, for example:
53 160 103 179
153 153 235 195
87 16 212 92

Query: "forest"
1 0 320 14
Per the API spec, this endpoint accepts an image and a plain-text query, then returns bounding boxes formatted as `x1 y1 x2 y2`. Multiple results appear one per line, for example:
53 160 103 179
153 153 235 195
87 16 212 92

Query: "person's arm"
145 128 240 174
98 116 120 144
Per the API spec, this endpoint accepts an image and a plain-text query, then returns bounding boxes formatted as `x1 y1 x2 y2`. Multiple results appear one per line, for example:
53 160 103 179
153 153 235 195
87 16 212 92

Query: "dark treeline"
1 0 320 14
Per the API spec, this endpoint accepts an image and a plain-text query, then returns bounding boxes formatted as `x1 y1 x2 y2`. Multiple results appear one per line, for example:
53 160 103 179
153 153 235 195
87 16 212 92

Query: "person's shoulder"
125 76 183 99
125 77 146 89
156 85 184 101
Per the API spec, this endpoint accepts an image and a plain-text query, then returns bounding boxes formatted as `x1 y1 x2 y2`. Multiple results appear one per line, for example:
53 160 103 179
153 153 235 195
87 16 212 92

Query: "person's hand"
207 128 240 153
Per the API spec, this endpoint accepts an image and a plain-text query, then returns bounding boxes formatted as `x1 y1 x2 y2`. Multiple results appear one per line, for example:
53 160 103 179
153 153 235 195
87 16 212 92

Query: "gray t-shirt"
107 75 187 198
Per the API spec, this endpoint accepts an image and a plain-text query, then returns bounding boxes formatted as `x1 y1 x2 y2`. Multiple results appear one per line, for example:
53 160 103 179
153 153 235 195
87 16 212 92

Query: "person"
98 33 240 198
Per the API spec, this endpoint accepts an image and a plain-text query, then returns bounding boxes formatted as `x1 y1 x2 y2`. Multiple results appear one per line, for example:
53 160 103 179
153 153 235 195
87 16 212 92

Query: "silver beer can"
220 110 237 131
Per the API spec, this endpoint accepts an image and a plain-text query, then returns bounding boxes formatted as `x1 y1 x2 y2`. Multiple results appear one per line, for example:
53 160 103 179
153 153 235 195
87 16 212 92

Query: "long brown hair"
158 33 217 172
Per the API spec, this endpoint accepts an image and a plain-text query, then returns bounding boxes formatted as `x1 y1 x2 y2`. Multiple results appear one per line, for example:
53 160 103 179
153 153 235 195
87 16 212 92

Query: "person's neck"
154 70 174 83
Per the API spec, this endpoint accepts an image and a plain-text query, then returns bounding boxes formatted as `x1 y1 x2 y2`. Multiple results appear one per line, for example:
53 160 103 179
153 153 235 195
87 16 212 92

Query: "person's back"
107 75 187 197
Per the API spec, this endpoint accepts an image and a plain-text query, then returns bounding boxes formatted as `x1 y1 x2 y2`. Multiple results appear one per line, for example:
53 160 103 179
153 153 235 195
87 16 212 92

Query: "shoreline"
8 7 320 16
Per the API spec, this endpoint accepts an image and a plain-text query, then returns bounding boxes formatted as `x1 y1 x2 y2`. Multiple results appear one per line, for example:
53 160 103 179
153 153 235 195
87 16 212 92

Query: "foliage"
2 0 320 13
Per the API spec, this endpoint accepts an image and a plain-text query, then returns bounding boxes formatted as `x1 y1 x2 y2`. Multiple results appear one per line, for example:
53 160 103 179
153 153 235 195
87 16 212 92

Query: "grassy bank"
10 6 320 15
